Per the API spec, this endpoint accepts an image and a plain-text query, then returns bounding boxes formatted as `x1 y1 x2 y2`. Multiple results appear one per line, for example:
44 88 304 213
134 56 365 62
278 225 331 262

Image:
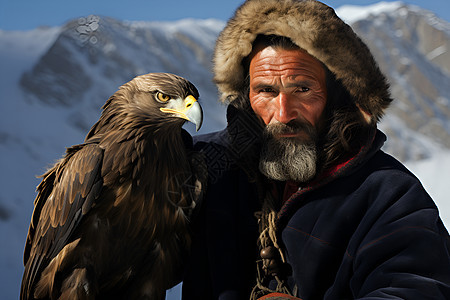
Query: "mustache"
264 120 317 139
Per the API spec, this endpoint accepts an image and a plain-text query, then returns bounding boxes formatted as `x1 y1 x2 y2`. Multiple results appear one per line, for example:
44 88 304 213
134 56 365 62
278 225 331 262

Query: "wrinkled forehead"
249 46 326 82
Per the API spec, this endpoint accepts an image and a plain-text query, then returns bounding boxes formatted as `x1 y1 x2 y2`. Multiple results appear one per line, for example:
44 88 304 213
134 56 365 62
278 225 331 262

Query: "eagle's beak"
160 95 203 131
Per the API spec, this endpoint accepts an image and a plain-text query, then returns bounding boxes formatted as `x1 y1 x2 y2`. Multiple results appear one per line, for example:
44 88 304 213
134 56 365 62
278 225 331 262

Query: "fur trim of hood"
213 0 392 123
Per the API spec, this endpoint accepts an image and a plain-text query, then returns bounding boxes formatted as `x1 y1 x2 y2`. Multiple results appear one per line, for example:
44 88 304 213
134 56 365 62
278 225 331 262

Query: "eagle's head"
126 73 203 131
86 73 203 142
86 73 203 140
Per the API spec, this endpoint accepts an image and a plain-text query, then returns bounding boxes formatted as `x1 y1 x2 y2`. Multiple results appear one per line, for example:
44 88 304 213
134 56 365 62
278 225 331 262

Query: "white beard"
259 121 318 182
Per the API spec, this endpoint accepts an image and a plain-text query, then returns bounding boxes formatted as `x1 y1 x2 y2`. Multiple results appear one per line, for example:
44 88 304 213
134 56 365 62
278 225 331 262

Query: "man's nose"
275 93 299 124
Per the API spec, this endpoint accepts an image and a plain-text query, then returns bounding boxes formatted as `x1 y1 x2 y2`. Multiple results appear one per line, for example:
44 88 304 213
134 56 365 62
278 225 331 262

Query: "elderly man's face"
248 46 327 182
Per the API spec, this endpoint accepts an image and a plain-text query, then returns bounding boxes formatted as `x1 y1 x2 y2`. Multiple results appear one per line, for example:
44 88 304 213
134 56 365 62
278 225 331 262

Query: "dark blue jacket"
182 108 450 299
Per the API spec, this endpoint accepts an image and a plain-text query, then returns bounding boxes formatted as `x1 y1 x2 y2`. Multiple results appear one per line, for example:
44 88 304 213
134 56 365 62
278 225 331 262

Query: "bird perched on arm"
20 73 206 300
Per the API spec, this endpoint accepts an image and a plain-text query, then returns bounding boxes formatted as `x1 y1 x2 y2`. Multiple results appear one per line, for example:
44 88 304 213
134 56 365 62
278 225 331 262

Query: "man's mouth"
266 120 317 142
277 132 301 138
276 130 310 139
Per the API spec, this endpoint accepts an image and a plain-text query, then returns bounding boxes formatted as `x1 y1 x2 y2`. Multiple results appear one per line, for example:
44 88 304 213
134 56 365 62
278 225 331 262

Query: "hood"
213 0 392 124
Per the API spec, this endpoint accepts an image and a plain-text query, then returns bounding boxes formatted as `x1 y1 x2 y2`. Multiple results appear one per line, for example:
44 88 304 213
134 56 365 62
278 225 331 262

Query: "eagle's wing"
21 143 104 299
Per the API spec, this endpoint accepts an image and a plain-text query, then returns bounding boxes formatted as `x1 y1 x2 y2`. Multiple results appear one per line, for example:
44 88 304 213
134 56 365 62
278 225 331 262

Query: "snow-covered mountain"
1 2 449 299
338 1 450 161
19 16 227 133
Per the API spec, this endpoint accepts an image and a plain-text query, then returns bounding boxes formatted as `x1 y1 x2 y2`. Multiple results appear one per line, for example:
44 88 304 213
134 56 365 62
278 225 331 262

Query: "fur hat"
213 0 392 123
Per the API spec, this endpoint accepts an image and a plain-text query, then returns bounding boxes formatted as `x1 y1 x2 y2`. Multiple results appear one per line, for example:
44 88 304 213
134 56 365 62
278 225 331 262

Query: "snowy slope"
405 150 450 227
1 3 450 300
0 26 64 300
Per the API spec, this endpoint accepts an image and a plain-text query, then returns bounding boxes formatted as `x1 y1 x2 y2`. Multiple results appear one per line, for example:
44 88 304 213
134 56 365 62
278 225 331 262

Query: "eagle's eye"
156 92 171 103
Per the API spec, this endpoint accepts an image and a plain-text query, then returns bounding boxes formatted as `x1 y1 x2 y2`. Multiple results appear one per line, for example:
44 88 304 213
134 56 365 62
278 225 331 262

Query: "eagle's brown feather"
21 73 205 299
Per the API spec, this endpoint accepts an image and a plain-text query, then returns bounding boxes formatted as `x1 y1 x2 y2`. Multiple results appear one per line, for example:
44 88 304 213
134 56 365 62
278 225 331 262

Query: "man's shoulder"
368 150 417 181
359 150 438 214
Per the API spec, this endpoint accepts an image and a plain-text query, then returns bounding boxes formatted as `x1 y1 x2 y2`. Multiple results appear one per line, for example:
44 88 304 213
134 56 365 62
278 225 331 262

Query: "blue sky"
0 0 449 31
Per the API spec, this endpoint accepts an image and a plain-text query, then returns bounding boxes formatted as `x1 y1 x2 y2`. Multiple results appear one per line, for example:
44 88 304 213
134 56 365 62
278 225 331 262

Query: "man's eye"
298 87 310 92
260 87 275 93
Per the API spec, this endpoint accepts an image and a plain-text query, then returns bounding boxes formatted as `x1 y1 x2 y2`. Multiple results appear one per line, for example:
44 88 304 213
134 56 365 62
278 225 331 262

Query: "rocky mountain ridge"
345 2 450 160
16 3 450 162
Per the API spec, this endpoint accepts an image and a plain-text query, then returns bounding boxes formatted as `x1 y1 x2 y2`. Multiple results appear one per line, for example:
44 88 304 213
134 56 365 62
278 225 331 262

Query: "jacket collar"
276 128 385 228
309 127 383 189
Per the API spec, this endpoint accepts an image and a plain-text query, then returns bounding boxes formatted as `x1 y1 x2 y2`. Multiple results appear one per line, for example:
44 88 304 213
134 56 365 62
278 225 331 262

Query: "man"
182 0 450 299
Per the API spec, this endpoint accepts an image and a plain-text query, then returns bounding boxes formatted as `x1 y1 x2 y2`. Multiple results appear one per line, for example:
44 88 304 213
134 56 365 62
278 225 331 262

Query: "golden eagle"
21 73 206 299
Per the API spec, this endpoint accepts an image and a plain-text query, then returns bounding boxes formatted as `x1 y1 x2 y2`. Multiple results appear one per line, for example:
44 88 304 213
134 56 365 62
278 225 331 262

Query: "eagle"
20 73 206 299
